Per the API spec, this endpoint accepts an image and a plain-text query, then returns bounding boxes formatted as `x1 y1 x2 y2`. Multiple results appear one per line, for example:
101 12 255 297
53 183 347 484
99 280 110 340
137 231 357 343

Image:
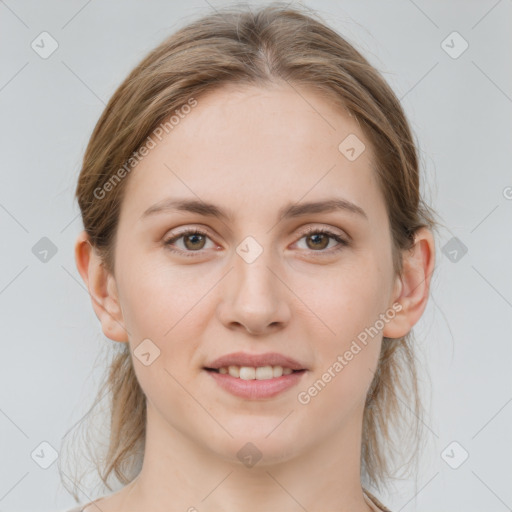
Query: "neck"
116 400 373 512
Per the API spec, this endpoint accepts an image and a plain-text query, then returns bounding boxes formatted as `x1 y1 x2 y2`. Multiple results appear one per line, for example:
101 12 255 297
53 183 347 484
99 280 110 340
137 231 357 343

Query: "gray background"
1 0 511 510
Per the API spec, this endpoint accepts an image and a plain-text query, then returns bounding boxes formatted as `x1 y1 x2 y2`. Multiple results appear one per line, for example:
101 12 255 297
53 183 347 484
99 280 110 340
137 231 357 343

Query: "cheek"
117 251 213 338
116 261 214 417
295 260 385 400
292 256 388 340
116 257 218 395
297 280 383 419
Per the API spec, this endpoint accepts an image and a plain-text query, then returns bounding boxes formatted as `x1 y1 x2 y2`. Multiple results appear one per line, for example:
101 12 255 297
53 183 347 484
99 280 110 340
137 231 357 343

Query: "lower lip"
205 369 307 399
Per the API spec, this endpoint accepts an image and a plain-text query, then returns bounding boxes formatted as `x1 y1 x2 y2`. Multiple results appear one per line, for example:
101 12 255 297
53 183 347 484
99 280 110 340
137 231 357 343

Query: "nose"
217 250 291 336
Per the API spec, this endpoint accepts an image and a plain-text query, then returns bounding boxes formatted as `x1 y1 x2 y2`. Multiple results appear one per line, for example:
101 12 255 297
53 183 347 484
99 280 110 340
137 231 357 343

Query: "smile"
204 367 307 399
208 364 300 379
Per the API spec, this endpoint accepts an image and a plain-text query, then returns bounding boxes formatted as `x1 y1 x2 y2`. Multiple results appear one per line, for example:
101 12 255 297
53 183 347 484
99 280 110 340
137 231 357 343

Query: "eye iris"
184 233 206 250
307 233 329 250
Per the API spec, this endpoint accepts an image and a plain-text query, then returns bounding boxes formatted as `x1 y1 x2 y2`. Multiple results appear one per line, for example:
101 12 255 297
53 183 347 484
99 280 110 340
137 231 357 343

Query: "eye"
295 226 349 255
163 228 216 257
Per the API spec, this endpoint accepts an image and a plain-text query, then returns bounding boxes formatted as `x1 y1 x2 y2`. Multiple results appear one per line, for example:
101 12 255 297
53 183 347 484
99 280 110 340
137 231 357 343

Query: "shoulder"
363 488 393 512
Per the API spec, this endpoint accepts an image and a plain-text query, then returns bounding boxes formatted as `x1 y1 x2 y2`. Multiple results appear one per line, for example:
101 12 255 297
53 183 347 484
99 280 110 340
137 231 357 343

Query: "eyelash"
163 226 349 258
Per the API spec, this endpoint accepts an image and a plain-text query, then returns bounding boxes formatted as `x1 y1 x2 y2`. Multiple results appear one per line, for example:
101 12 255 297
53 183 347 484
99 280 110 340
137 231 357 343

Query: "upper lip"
204 351 308 371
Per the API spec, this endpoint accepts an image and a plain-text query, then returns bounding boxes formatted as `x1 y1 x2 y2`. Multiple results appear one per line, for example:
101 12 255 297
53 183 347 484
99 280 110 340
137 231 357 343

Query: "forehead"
120 82 386 227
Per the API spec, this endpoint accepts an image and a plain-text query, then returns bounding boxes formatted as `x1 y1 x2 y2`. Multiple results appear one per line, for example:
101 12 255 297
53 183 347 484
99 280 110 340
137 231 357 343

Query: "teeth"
227 365 240 378
216 365 296 380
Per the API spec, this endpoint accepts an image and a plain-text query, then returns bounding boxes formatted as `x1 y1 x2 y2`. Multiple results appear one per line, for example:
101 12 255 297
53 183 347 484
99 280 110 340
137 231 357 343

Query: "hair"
60 1 442 503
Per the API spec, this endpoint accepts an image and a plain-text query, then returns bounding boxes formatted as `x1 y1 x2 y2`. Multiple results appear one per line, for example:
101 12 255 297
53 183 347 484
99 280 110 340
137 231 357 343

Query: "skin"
75 82 435 512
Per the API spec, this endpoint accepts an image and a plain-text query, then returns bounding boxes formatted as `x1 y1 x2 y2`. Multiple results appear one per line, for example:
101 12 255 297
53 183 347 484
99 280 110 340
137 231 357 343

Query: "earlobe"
74 230 129 343
382 227 436 339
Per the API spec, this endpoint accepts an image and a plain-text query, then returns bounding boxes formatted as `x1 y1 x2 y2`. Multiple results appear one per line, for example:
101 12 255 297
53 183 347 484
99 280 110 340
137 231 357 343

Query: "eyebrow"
141 197 368 222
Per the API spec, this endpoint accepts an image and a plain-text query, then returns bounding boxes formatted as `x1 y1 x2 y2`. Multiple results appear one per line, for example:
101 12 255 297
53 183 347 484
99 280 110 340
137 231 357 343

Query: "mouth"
203 366 307 399
203 366 306 379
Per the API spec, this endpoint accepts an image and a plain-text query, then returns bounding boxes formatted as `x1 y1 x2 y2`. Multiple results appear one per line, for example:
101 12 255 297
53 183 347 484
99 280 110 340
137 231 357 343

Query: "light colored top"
64 487 392 512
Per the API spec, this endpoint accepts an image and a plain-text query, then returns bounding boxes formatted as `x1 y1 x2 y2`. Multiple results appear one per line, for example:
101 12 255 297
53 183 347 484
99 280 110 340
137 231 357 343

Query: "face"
110 83 400 464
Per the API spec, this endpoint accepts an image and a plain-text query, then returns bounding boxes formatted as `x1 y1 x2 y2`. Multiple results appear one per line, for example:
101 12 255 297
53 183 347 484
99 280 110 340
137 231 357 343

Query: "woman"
61 3 438 511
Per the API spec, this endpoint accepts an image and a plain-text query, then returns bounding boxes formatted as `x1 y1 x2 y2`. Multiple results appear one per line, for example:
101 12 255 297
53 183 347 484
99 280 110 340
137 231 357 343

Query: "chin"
204 428 304 465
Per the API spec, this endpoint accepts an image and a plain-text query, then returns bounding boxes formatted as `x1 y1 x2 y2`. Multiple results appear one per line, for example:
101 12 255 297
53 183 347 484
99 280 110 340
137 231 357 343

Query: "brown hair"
60 1 441 501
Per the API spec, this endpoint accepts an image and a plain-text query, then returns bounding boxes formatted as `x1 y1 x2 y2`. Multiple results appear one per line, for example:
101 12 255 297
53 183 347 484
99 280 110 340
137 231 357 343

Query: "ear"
74 230 129 343
382 227 436 339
